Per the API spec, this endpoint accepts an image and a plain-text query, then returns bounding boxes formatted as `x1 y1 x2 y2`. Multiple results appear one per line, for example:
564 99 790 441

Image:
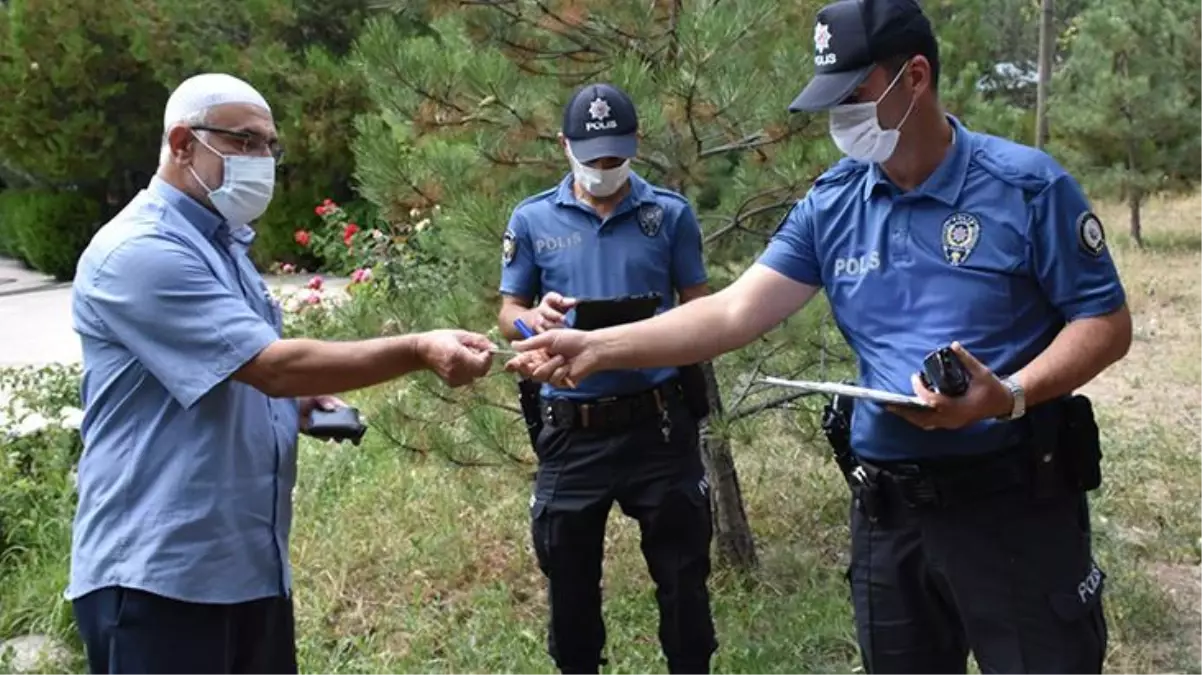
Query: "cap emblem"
814 21 837 67
584 96 618 132
814 22 832 53
588 97 611 121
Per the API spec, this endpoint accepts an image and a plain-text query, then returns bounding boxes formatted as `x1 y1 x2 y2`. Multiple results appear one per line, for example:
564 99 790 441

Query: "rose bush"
291 197 443 280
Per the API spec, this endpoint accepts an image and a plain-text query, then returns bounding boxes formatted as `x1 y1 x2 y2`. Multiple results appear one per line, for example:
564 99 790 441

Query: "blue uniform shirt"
500 172 708 400
67 176 300 604
758 116 1127 461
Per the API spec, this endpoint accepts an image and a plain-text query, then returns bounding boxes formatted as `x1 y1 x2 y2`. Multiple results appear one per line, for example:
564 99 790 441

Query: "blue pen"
514 318 536 339
512 318 577 387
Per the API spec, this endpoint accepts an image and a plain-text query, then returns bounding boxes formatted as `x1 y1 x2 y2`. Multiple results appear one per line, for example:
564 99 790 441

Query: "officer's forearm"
591 289 757 370
497 303 531 342
1011 305 1132 408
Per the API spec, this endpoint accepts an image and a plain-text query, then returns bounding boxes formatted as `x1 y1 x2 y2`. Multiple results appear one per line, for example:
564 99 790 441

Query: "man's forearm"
1011 308 1133 407
250 335 429 397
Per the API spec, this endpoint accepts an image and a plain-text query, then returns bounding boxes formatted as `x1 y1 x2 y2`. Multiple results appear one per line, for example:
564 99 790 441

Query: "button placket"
889 202 912 265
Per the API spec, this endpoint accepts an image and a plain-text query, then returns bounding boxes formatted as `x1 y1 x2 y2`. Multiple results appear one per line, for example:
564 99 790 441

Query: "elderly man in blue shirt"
67 72 495 674
510 0 1132 673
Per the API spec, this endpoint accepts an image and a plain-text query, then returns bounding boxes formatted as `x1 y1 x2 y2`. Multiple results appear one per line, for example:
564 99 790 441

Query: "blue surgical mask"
190 132 276 225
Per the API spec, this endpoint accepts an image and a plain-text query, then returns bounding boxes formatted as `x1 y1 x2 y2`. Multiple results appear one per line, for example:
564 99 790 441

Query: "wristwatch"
997 376 1026 420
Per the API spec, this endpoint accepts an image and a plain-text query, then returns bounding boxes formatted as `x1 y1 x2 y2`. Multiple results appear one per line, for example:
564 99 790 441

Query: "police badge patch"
941 212 981 266
502 231 516 266
638 203 664 238
1077 211 1106 256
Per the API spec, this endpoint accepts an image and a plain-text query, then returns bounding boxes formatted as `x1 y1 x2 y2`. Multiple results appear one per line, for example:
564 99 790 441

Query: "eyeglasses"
192 125 285 161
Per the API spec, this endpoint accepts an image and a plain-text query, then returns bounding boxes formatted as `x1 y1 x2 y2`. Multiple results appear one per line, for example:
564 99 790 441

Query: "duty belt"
857 442 1040 510
542 379 679 431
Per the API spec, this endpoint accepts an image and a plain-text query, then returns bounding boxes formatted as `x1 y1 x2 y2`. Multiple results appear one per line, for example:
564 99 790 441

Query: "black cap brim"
787 65 873 112
567 134 637 163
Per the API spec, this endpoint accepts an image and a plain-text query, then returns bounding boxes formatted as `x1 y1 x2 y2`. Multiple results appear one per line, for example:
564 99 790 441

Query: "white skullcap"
162 73 271 129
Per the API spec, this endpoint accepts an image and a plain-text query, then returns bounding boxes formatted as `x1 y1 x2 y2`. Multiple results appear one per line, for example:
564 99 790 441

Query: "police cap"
788 0 937 113
561 82 638 163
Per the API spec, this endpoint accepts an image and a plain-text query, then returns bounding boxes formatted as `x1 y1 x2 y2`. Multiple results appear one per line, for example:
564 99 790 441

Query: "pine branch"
726 338 789 413
727 390 820 422
702 189 799 245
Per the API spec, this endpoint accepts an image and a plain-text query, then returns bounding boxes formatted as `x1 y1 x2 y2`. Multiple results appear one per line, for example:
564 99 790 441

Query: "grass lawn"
284 193 1202 674
0 194 1197 674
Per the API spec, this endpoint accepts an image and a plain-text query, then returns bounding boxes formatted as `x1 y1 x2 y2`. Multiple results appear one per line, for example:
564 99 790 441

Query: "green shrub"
0 189 102 280
0 364 83 640
0 190 21 260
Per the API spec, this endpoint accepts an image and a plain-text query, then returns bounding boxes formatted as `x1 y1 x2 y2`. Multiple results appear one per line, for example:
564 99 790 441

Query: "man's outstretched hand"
417 329 496 387
506 328 596 387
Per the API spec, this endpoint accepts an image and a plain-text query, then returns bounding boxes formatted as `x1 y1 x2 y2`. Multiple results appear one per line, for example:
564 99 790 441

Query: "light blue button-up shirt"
66 176 301 604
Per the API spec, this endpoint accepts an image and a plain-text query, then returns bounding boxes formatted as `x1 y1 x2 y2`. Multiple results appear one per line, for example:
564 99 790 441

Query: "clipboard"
756 376 933 409
572 293 662 331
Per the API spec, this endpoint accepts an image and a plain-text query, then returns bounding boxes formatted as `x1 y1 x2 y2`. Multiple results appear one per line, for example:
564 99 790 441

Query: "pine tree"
346 0 1096 568
1049 0 1201 246
350 0 860 570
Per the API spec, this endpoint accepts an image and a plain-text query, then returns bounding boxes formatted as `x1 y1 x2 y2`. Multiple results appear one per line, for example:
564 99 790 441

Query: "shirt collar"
147 176 257 250
861 114 971 206
148 176 224 240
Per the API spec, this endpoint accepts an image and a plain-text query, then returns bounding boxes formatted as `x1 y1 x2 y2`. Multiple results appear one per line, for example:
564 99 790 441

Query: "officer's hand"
525 292 578 333
887 342 1015 430
416 329 496 388
509 328 595 387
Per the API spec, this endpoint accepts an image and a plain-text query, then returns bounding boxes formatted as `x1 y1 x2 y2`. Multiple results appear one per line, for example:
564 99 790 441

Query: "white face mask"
828 62 917 164
566 142 631 198
189 132 276 225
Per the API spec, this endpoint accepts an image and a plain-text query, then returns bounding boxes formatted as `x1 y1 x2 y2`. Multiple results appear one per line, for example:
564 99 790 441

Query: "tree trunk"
1129 190 1143 248
1034 0 1054 149
697 361 758 570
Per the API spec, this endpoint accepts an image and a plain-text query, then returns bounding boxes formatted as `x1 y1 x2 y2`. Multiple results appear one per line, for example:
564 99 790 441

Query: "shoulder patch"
941 212 981 265
638 203 664 237
502 230 516 265
1076 211 1106 256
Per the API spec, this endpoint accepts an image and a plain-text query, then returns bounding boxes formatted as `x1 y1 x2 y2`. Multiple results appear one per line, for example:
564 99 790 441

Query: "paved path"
0 258 347 368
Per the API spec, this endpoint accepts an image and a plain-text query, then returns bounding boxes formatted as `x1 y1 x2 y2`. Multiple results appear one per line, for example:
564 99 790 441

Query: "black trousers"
846 458 1108 674
72 586 297 674
530 391 717 674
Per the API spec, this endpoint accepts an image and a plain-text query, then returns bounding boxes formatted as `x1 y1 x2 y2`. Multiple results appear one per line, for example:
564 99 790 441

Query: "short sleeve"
670 203 708 289
83 236 280 409
755 197 823 287
1027 174 1127 320
498 210 540 299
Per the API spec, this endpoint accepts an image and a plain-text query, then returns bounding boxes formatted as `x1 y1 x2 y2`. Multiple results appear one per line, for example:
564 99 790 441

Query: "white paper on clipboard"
756 376 934 409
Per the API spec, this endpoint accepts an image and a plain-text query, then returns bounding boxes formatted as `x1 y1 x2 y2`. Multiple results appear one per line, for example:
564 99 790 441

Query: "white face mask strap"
190 129 225 158
875 58 918 134
876 59 910 105
188 165 215 194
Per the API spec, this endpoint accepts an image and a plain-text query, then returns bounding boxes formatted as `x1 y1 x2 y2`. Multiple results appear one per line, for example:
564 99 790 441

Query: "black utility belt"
542 379 680 431
858 442 1038 510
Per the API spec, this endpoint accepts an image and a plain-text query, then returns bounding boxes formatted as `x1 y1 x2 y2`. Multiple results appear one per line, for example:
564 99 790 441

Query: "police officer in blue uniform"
509 2 1133 673
497 82 718 674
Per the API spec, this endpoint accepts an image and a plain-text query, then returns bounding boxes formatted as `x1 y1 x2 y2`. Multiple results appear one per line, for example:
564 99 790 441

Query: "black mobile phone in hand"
304 406 368 446
918 346 971 397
